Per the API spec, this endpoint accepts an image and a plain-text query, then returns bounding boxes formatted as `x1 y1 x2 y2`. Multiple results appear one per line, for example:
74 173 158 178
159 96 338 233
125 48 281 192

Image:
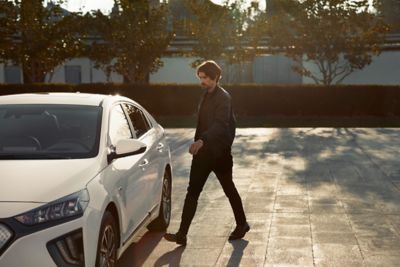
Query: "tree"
267 0 389 85
181 0 265 81
0 1 18 63
1 0 83 83
87 0 171 84
182 0 235 67
376 0 400 32
225 1 268 81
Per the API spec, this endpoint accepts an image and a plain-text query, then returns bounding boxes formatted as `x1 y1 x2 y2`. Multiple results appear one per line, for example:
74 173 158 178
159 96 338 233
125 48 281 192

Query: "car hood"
0 158 102 203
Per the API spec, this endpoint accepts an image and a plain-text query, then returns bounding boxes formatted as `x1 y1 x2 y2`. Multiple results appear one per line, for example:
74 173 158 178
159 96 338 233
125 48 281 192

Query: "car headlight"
14 189 90 226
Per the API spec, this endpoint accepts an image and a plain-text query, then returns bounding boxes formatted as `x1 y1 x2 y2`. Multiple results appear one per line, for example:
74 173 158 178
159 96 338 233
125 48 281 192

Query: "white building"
1 49 399 85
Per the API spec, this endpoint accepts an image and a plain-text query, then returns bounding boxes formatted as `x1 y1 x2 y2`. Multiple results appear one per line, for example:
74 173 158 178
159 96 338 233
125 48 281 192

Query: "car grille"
0 223 12 251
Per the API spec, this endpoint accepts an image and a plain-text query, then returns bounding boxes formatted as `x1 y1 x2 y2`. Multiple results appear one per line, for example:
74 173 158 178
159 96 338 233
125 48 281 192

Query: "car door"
107 104 150 242
122 103 162 215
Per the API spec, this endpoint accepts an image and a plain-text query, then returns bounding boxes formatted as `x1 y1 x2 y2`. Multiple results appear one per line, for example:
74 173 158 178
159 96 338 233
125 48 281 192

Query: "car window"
0 104 102 159
123 104 151 139
109 104 132 145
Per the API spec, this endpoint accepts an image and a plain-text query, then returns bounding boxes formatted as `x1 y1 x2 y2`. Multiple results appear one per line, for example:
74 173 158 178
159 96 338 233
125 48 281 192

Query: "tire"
147 170 172 231
95 211 118 267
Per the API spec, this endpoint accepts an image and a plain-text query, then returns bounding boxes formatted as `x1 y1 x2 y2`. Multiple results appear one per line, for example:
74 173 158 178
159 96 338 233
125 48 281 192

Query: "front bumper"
0 216 84 267
0 205 101 267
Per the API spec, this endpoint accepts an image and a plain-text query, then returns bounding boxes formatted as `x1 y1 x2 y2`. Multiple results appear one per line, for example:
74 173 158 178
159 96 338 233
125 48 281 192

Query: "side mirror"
107 139 146 163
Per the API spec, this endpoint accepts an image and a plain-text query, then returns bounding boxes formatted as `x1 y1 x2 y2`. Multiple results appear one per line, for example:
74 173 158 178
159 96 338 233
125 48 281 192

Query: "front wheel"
96 211 118 267
147 170 171 231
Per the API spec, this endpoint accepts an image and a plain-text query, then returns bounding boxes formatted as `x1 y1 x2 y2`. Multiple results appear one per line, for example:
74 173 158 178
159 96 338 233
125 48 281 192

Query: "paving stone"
340 199 382 214
185 235 228 249
218 242 267 261
310 204 346 214
268 237 312 250
178 248 222 266
274 196 309 213
311 222 353 232
363 255 400 267
357 237 400 255
313 244 363 265
245 199 275 213
309 196 340 204
274 213 309 226
313 232 358 245
216 256 265 267
265 247 314 267
387 215 400 234
270 225 311 238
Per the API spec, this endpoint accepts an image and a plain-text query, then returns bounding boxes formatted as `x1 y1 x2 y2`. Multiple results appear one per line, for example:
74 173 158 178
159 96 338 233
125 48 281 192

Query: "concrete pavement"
118 128 400 267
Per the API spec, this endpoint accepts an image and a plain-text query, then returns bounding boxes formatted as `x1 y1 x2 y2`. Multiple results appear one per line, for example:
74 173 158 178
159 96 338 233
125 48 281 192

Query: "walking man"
164 60 249 245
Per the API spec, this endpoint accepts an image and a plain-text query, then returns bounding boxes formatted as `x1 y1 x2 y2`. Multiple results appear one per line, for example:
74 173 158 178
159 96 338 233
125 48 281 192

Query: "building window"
65 65 82 84
4 65 22 84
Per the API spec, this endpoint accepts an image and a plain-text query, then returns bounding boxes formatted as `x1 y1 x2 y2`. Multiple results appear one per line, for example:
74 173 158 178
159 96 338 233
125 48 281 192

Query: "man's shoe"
164 232 187 246
228 222 250 241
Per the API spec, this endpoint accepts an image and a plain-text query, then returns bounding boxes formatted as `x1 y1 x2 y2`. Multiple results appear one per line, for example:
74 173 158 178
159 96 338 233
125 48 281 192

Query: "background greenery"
1 83 399 127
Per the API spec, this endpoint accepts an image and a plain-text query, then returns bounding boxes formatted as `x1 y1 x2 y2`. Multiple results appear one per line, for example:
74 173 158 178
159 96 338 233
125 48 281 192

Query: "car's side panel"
137 128 164 214
150 128 171 210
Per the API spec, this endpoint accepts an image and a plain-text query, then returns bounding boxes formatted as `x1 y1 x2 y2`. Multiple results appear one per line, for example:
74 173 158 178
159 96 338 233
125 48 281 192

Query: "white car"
0 93 172 267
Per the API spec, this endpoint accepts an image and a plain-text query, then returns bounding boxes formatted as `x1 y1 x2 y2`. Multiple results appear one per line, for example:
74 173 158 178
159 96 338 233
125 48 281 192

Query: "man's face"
198 72 217 90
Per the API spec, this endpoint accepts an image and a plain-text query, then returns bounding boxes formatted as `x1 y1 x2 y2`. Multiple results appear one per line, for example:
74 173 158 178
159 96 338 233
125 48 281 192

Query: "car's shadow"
117 231 162 267
117 231 185 267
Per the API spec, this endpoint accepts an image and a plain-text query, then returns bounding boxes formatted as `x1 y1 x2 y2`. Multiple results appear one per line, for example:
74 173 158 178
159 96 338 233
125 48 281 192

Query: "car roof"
0 92 131 106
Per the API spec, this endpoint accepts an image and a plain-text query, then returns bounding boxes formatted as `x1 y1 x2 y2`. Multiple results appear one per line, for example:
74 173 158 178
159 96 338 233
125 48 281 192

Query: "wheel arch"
104 202 121 248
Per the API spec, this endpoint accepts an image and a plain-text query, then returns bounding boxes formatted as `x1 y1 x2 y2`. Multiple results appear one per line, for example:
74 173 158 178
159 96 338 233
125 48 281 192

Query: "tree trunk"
22 62 46 84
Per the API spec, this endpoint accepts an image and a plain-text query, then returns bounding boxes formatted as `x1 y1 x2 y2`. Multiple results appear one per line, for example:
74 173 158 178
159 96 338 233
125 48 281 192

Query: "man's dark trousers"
177 147 246 236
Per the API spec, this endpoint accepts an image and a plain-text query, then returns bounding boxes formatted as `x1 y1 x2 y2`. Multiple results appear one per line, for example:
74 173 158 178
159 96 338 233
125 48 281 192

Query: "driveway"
118 128 400 267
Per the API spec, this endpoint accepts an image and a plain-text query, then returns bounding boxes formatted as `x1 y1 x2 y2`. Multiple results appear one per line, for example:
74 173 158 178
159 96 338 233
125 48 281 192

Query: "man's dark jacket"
194 85 236 156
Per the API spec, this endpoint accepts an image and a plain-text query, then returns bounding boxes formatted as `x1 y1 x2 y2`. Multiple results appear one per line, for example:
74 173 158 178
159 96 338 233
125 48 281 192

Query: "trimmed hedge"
1 83 400 117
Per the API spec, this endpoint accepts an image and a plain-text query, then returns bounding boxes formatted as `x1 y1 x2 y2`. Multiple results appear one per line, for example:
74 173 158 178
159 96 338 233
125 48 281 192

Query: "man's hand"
189 140 204 155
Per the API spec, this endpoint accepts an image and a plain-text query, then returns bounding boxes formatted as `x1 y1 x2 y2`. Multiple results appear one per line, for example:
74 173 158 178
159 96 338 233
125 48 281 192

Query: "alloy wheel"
98 225 116 267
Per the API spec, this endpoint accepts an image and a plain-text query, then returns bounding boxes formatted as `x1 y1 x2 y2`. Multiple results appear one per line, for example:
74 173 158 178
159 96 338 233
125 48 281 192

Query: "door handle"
156 143 164 151
139 159 149 168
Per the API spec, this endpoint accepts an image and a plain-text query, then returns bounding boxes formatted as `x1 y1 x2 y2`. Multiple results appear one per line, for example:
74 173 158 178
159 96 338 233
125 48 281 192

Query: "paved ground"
118 128 400 267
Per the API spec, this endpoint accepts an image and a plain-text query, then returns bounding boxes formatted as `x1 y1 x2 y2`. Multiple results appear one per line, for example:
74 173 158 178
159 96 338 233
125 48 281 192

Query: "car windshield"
0 104 102 159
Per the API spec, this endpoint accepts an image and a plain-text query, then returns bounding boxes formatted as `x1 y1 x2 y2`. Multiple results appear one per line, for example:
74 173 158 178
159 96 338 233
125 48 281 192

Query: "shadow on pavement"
153 246 185 267
226 239 249 267
117 231 164 267
235 128 400 208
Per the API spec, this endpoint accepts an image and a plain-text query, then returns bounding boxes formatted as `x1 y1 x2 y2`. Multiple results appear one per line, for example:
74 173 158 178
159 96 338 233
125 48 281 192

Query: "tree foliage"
375 0 400 32
0 1 18 63
1 0 83 83
87 0 171 84
182 0 265 69
267 0 389 85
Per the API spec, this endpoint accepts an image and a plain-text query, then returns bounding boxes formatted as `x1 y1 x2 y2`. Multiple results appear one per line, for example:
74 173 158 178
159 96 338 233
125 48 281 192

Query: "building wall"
302 50 400 85
0 64 4 83
46 58 123 84
253 55 302 84
1 52 399 85
150 55 302 85
149 57 199 84
0 58 124 84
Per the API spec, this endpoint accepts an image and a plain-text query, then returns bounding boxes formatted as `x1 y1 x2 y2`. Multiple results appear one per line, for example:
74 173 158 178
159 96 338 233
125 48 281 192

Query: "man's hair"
197 60 222 82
